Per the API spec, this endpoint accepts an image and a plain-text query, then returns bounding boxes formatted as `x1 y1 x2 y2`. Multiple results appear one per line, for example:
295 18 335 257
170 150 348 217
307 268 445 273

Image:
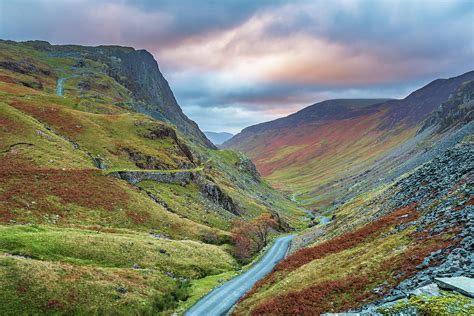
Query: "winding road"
185 235 294 316
56 75 79 96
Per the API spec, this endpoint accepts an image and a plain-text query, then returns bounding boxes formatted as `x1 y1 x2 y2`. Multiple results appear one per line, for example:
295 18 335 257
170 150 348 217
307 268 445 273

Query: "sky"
1 0 473 133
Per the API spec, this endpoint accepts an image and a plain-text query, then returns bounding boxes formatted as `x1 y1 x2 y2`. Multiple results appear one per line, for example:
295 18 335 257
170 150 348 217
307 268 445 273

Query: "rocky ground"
358 140 474 314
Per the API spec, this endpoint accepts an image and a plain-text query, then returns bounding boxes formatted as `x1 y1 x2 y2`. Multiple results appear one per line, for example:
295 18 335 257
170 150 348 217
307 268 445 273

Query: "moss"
379 292 474 316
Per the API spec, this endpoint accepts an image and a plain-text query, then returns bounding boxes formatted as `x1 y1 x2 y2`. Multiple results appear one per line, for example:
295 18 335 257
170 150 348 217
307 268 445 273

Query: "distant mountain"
205 131 234 145
224 71 474 208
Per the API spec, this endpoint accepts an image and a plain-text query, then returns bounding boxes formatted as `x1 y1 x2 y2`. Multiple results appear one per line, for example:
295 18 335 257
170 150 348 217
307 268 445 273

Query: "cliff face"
104 48 216 149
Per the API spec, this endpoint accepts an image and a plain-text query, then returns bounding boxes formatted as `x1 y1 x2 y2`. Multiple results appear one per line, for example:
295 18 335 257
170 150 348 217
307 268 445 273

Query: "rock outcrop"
198 181 240 216
110 170 241 216
109 170 198 185
236 155 260 181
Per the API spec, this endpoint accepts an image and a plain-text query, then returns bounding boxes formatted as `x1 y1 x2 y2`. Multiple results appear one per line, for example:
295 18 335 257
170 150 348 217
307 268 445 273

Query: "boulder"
435 276 474 298
408 283 440 297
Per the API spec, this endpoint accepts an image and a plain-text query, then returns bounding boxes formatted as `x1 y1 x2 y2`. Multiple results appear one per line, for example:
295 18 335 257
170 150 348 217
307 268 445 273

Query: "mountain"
224 71 474 209
235 139 474 314
0 40 304 314
205 131 234 145
232 74 474 314
13 40 215 148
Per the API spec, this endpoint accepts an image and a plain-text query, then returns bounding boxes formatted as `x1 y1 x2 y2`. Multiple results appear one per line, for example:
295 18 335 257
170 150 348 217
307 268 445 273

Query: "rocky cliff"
103 48 216 149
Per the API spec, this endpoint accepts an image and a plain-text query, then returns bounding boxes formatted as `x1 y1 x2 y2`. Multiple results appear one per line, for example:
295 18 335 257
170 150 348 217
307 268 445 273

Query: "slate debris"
359 141 474 312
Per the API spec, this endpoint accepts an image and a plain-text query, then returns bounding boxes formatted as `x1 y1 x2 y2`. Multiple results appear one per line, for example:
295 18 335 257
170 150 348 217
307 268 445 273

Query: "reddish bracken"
0 210 15 223
241 204 419 301
0 116 20 132
46 299 64 311
10 99 83 136
126 210 150 224
251 276 371 315
0 158 129 221
247 229 457 315
0 74 15 83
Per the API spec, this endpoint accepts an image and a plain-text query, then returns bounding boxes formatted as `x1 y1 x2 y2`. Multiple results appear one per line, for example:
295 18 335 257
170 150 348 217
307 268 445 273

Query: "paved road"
306 210 331 225
184 235 294 316
56 75 79 96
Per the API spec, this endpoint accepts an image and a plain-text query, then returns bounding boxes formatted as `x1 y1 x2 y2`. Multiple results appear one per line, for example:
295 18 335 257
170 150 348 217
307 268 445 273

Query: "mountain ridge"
205 131 234 145
224 70 474 209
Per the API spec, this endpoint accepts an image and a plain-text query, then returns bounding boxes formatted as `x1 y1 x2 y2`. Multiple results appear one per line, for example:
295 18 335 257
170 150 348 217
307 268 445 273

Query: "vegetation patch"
232 213 286 263
379 292 474 316
256 203 418 286
235 202 463 315
0 167 128 213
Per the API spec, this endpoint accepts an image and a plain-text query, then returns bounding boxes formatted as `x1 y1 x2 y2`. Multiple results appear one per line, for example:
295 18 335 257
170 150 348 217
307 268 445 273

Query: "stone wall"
109 170 197 185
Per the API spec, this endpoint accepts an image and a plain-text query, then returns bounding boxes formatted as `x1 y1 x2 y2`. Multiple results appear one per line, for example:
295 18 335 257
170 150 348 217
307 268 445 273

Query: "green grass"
0 224 237 315
0 39 305 314
0 225 236 277
0 253 176 315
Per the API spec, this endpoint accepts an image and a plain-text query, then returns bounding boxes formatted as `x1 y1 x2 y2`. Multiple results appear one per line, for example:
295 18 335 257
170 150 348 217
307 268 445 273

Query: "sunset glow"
1 0 473 132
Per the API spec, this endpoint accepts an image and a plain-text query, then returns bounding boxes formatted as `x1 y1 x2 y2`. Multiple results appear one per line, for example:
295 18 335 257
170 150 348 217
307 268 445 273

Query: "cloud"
0 0 473 132
157 0 474 86
182 105 283 134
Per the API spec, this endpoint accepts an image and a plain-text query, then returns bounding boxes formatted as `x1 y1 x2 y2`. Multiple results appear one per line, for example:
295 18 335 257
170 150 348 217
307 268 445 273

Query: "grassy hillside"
225 72 474 210
230 108 417 208
234 139 474 315
233 81 474 314
0 40 303 314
